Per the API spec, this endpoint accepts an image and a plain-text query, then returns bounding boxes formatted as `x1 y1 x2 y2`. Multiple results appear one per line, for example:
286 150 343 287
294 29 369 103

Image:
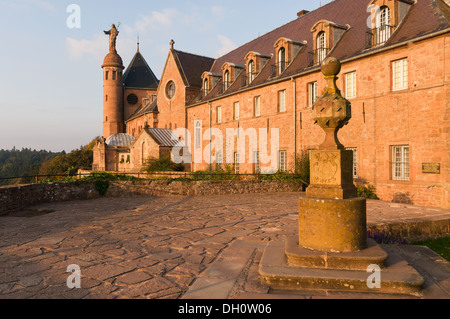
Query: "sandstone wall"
0 180 302 215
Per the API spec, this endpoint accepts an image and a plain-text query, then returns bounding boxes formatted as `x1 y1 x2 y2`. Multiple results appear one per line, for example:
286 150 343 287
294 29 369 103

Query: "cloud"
217 35 238 57
26 0 56 11
211 6 225 17
66 34 106 61
0 0 55 11
134 9 181 33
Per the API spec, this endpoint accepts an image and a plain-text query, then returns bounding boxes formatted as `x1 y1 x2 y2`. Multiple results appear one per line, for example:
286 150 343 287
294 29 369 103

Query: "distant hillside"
0 137 101 186
0 148 60 186
38 137 100 177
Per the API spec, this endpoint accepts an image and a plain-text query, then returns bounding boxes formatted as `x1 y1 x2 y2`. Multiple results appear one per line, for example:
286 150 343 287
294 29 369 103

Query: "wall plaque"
422 163 440 174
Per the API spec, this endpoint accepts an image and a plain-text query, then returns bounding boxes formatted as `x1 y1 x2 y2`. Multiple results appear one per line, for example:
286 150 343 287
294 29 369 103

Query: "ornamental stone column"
298 57 366 253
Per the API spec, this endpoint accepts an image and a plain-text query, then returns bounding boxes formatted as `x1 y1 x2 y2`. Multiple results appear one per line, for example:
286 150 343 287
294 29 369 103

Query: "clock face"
127 94 138 105
166 81 176 99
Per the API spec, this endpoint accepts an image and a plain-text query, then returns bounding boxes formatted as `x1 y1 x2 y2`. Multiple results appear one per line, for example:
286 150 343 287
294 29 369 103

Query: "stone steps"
259 239 425 295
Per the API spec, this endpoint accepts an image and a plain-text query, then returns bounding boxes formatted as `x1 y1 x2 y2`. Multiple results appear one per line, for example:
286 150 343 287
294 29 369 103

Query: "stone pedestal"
306 149 357 199
298 197 366 253
258 57 425 296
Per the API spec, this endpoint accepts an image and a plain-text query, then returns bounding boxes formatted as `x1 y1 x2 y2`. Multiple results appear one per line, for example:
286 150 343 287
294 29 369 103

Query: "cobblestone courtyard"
0 193 449 299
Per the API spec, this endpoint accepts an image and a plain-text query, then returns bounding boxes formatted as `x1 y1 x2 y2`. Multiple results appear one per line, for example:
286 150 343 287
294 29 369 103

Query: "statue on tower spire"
104 24 119 52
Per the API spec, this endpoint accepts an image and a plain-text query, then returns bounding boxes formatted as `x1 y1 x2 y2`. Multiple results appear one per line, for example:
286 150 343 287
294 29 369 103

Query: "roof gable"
173 50 215 89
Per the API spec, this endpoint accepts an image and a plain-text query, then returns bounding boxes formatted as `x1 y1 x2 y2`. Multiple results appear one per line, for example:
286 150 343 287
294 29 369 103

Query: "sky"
0 0 331 153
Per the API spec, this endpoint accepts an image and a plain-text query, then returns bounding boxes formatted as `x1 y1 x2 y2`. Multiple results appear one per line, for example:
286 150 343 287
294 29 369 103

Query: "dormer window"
309 20 349 66
244 51 271 86
366 0 413 49
272 37 305 77
201 72 222 98
221 63 245 94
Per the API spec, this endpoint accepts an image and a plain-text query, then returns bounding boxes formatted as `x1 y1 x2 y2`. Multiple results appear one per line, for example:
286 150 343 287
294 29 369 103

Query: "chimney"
297 10 310 18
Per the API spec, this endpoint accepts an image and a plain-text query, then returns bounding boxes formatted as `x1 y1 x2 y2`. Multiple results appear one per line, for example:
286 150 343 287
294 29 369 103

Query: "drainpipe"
291 76 297 172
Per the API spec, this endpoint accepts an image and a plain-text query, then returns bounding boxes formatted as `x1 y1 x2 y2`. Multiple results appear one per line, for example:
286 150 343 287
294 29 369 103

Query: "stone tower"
102 24 124 138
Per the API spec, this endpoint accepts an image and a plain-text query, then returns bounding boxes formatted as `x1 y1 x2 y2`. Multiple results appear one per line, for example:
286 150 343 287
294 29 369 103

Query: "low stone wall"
0 180 303 215
0 182 97 215
106 180 303 197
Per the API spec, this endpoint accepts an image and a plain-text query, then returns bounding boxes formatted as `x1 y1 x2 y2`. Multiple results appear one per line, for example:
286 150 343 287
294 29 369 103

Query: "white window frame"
224 70 230 90
217 106 222 123
345 71 357 99
279 150 287 172
278 47 286 75
392 145 409 181
317 32 327 63
203 78 209 96
308 82 318 107
248 60 255 83
278 90 286 113
234 102 240 120
392 58 408 91
254 96 261 117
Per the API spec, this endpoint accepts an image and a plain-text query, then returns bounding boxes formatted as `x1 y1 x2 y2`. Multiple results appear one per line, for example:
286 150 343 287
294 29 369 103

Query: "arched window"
203 78 209 96
278 47 286 74
317 32 327 63
378 6 391 44
224 70 230 90
248 60 255 83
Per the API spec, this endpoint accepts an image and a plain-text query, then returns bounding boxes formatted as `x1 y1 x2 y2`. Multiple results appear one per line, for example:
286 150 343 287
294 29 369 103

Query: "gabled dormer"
244 51 272 85
309 20 349 66
273 37 305 76
221 62 245 92
366 0 414 48
201 72 222 97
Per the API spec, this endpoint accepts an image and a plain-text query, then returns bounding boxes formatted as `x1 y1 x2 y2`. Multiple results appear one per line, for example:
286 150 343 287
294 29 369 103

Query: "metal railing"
308 48 330 67
271 61 290 77
366 25 395 48
218 81 232 94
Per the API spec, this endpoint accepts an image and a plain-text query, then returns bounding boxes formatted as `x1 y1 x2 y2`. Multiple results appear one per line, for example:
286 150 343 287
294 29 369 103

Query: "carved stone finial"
311 57 351 150
170 39 175 50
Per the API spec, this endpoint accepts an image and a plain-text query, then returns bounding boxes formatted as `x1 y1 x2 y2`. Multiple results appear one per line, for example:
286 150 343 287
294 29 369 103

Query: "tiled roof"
106 133 136 147
173 50 215 89
146 128 182 147
126 99 158 123
190 0 449 105
123 51 159 89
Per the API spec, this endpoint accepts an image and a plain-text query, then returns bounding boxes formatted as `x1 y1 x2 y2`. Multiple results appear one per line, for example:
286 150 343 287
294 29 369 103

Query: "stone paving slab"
0 193 448 299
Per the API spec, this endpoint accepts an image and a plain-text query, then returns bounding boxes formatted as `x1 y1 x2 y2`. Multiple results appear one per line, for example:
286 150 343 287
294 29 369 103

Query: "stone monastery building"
93 0 450 209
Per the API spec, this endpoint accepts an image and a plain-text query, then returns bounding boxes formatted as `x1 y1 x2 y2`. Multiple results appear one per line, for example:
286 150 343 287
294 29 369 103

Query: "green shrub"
94 180 109 196
294 150 310 187
142 157 184 172
357 184 379 200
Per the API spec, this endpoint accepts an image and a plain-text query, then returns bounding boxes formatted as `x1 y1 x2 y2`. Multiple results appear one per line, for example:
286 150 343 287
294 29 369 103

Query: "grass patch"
413 237 450 261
